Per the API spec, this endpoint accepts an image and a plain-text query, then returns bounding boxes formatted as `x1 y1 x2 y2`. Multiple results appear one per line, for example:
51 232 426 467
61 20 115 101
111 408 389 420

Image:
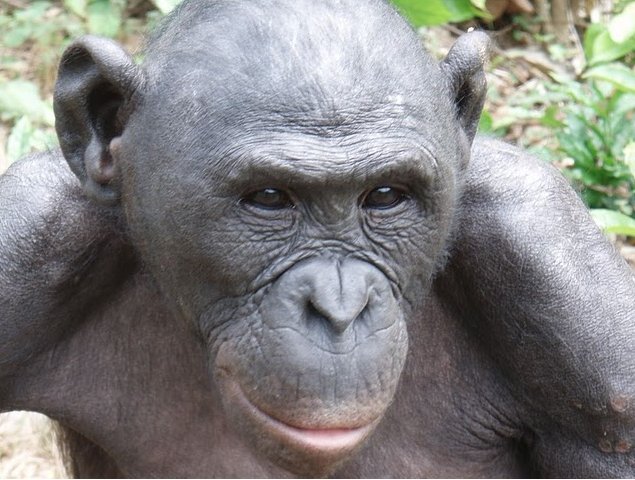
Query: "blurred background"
0 0 633 476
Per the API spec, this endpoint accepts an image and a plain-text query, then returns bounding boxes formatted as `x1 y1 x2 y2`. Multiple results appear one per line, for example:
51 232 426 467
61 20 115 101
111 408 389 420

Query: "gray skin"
1 0 635 477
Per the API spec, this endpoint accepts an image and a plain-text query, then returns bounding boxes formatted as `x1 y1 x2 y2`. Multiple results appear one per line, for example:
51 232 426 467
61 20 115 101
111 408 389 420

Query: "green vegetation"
549 3 635 234
390 0 488 26
0 0 178 167
549 80 635 216
476 1 635 236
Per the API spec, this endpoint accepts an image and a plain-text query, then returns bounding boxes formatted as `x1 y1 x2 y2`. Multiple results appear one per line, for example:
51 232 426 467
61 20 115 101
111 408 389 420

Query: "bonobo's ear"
54 36 145 204
439 31 490 146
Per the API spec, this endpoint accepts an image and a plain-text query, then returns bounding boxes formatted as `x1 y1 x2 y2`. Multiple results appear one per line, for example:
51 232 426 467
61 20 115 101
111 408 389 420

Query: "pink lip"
228 379 377 452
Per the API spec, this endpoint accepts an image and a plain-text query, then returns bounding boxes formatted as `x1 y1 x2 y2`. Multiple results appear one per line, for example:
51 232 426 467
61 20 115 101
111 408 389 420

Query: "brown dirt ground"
0 412 65 478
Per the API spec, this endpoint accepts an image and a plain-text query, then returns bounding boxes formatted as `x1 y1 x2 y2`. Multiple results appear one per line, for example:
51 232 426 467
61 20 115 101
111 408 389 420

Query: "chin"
215 371 383 477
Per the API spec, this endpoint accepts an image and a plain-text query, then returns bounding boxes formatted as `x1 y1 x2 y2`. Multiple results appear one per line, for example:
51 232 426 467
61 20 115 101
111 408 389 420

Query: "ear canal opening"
455 83 472 121
87 84 125 143
454 69 486 142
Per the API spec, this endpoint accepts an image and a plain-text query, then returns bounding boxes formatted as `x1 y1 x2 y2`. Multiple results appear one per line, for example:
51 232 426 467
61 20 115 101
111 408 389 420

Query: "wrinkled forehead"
143 0 446 108
136 0 458 162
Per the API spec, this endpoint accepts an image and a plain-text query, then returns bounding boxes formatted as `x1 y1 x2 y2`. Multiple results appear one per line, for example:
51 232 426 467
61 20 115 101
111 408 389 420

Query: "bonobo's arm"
0 152 129 407
444 137 635 476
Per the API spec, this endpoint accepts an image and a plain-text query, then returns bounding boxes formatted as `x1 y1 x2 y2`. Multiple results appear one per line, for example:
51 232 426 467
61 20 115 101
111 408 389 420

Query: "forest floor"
0 413 64 478
0 20 634 479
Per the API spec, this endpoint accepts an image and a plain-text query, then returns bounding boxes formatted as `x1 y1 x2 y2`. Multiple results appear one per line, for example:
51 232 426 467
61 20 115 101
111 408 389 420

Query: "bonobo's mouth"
221 374 380 455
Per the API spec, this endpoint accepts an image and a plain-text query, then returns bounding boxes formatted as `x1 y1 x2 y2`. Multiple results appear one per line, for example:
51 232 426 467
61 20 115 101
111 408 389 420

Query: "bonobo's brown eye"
242 188 294 210
362 186 409 210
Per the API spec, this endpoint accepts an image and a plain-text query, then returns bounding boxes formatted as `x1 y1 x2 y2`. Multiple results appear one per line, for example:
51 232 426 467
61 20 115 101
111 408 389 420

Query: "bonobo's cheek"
207 258 409 475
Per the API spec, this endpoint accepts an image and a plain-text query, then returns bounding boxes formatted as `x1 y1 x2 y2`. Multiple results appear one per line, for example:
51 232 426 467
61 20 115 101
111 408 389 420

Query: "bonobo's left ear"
440 31 490 145
54 36 145 204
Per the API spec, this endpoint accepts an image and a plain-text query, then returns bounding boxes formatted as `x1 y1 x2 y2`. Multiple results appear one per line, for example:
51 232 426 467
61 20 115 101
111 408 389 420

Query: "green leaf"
5 117 58 163
3 25 32 48
0 81 54 126
590 209 635 237
540 105 563 128
87 0 121 37
64 0 87 18
442 0 478 22
608 2 635 44
6 117 34 163
390 0 453 26
584 63 635 93
624 141 635 179
478 110 493 133
14 1 51 21
586 27 635 65
583 23 604 62
150 0 181 15
611 92 635 117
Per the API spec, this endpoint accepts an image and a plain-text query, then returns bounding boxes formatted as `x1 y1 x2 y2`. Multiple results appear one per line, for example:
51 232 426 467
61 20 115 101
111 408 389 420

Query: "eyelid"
361 185 411 210
240 187 295 210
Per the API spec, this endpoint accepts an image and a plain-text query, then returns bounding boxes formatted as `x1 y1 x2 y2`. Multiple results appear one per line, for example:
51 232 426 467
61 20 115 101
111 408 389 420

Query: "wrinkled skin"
1 0 635 477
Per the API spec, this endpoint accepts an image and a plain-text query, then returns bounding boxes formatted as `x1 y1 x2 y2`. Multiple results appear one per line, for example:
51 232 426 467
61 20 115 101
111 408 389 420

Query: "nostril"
306 295 368 335
306 300 322 319
291 257 386 335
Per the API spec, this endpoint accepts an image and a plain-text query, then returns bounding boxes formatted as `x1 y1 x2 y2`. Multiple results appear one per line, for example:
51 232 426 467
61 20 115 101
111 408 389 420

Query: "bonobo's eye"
242 188 294 210
362 186 409 210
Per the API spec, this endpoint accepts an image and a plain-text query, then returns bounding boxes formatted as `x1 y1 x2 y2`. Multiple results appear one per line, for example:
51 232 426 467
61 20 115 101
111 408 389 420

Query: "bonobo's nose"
263 257 397 338
306 259 372 333
282 257 382 334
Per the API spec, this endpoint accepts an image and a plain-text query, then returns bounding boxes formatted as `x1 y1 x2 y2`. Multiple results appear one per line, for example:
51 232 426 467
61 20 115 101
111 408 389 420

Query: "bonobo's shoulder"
2 149 76 184
1 149 79 201
0 149 84 220
0 149 102 255
465 136 570 210
464 136 579 212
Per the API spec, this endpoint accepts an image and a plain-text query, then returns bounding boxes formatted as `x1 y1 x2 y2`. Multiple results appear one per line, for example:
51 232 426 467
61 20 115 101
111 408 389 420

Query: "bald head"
137 0 455 155
144 0 439 108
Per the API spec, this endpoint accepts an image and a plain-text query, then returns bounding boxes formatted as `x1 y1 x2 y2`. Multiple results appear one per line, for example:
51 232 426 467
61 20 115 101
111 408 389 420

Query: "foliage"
0 1 162 167
389 0 488 27
5 117 58 163
544 3 635 235
584 2 635 66
473 2 635 236
548 81 635 216
479 81 569 143
0 81 54 126
0 80 56 162
149 0 180 15
591 209 635 237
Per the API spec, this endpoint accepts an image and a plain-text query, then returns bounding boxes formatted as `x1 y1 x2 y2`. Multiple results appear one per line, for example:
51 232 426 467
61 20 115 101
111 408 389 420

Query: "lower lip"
229 380 377 452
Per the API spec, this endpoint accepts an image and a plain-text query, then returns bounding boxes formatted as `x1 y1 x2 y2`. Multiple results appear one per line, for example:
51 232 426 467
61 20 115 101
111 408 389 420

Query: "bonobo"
1 0 634 477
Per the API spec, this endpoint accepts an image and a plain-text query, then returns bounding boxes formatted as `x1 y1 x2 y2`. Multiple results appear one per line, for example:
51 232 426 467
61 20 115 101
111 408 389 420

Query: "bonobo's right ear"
54 36 145 204
440 31 490 147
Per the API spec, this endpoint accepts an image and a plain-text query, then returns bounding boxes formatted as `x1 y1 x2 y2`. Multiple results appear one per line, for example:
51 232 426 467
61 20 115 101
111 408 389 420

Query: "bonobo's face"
114 0 469 475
